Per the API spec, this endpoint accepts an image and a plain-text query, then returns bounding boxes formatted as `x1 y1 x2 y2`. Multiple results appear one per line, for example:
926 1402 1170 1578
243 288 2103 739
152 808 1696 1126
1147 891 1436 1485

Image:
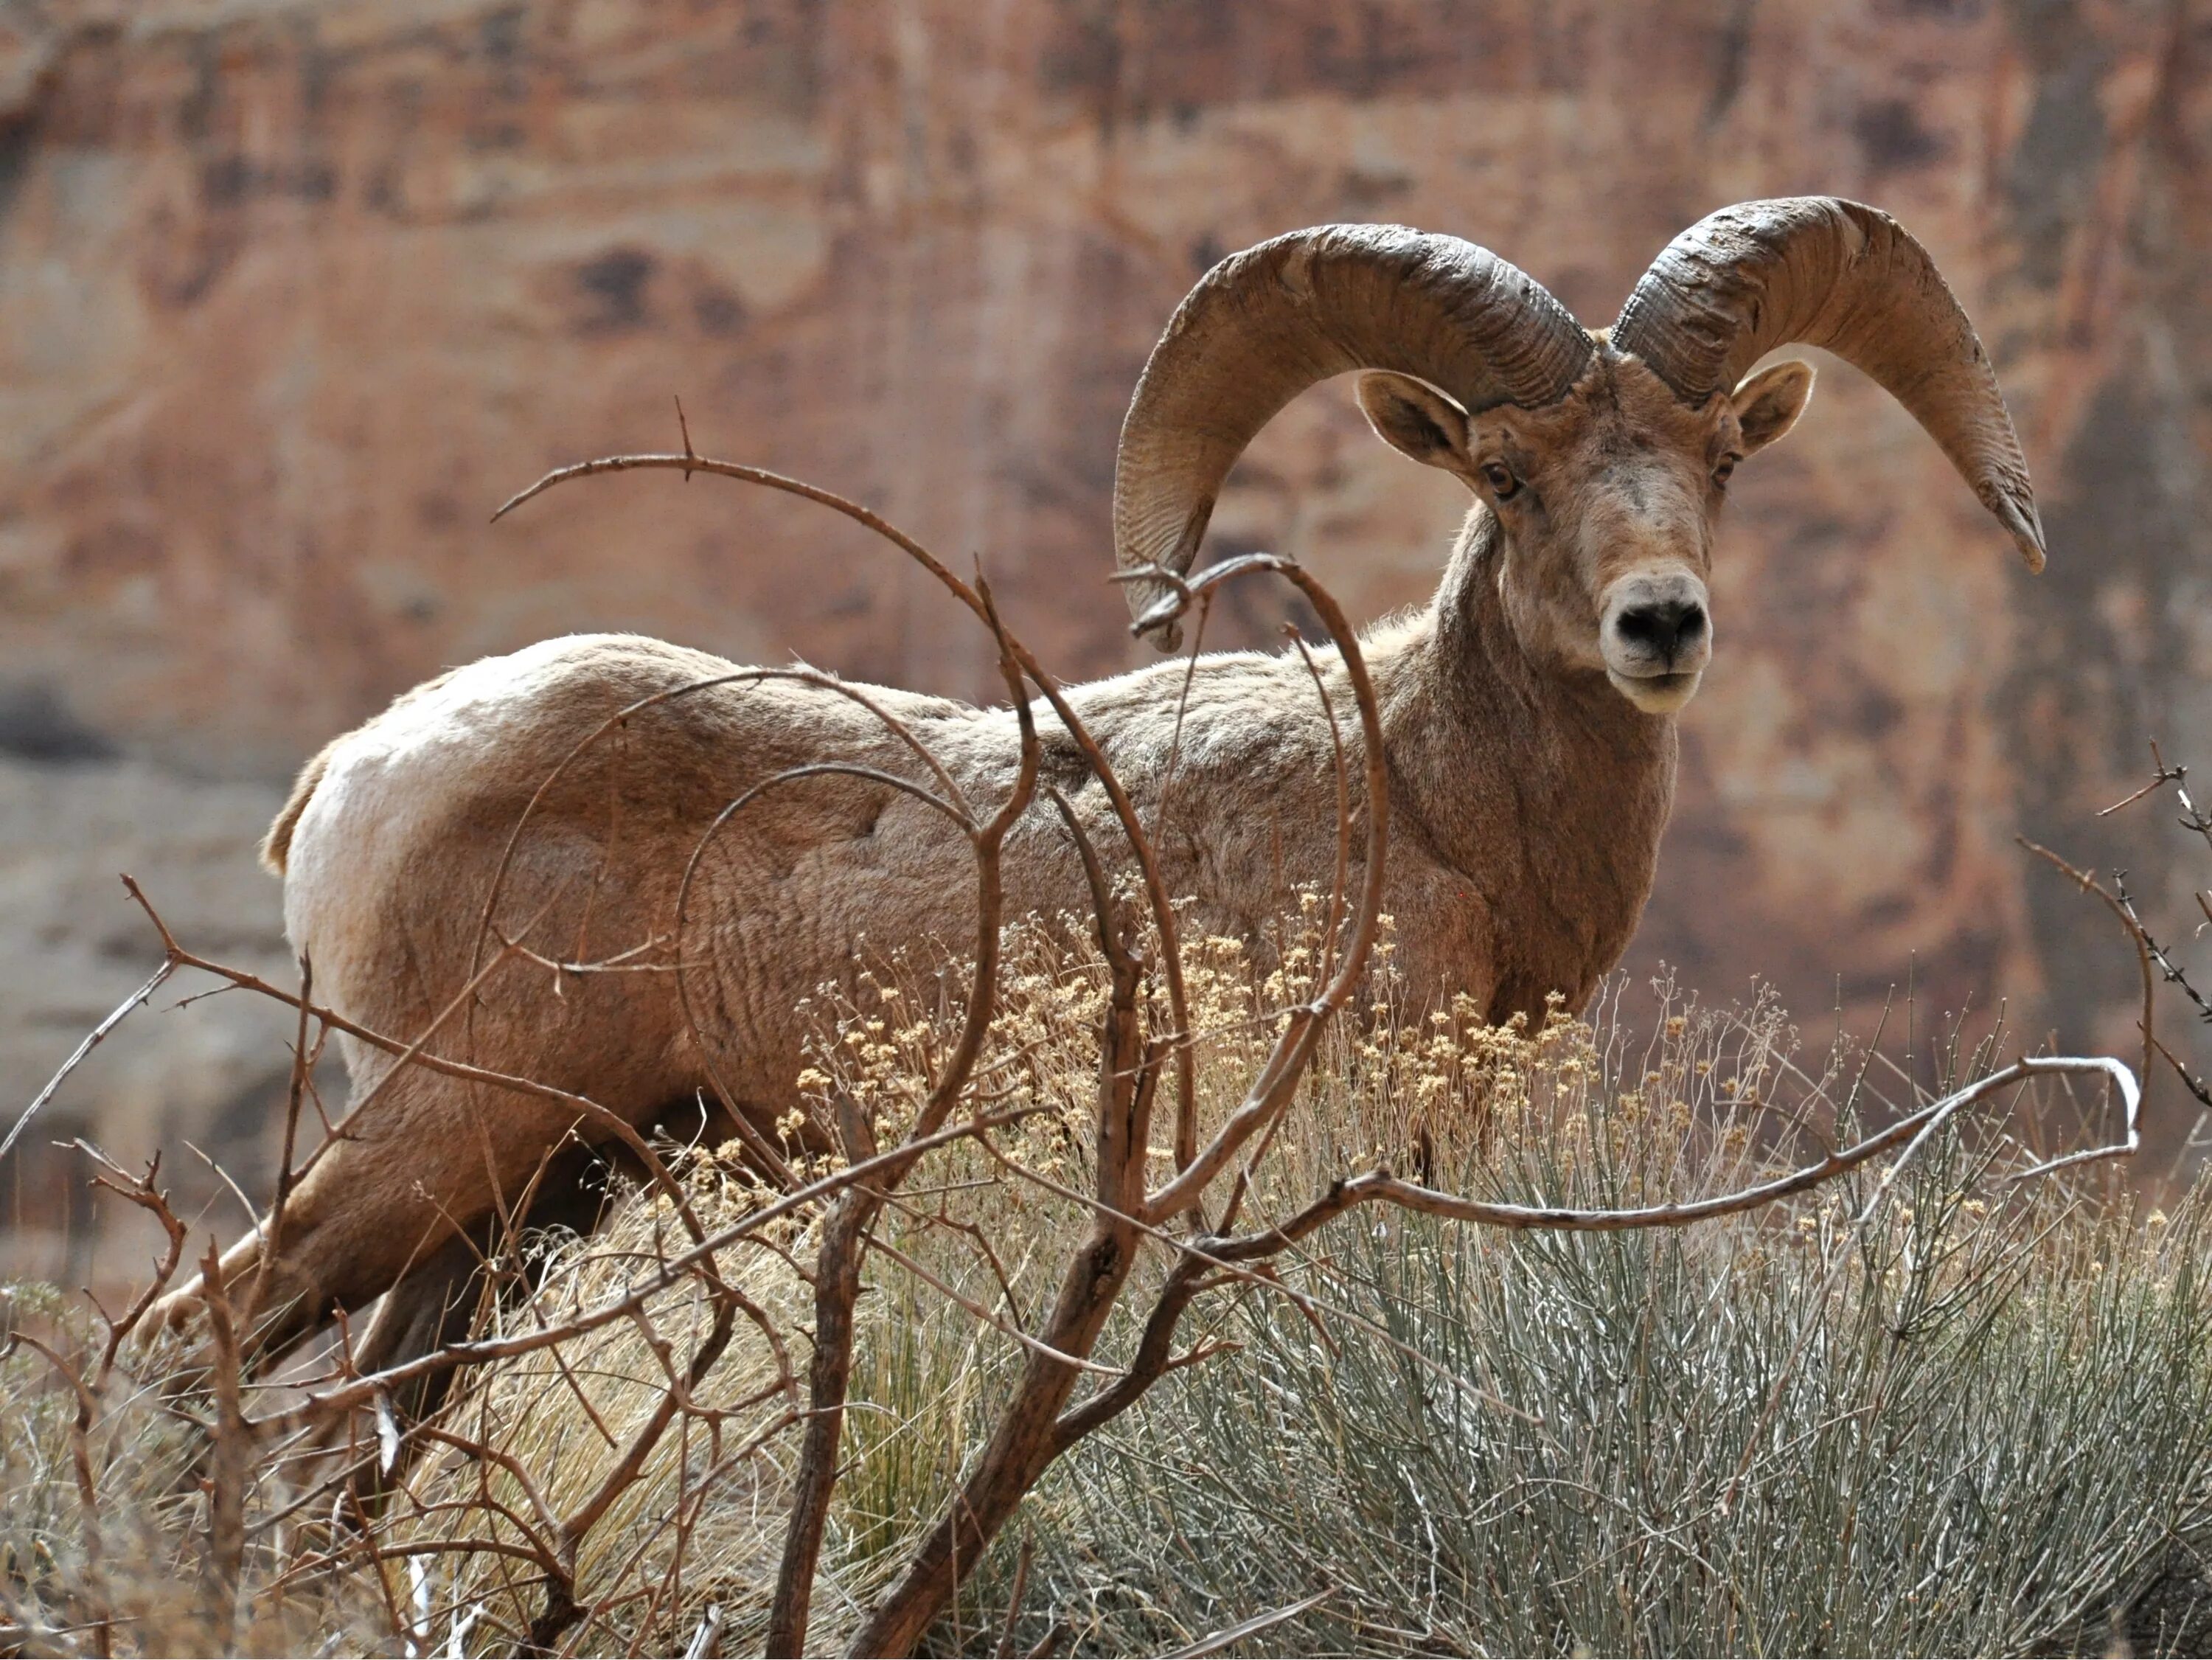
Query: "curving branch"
493 434 1200 1177
766 582 1045 1657
1200 1055 2138 1264
855 548 1384 1656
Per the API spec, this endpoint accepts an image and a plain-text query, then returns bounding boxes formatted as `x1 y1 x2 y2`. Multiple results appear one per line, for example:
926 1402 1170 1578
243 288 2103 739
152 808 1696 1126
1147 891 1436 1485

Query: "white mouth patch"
1606 667 1703 714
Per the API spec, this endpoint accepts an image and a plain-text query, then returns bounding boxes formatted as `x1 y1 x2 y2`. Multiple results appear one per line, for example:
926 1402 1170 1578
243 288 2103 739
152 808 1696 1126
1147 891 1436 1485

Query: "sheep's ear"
1730 359 1815 456
1357 372 1475 479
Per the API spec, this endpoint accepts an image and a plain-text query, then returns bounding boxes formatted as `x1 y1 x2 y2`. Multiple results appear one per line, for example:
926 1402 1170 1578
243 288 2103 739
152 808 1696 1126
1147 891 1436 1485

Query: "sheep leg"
150 1081 758 1370
152 1063 597 1361
351 1097 736 1416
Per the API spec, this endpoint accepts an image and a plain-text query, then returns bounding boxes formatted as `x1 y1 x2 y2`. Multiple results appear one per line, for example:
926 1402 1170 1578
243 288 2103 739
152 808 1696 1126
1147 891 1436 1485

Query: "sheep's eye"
1482 462 1519 499
1711 455 1738 487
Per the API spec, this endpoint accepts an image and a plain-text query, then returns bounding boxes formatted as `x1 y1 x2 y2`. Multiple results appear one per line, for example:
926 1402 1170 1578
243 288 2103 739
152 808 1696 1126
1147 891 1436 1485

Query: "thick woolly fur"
160 346 1817 1347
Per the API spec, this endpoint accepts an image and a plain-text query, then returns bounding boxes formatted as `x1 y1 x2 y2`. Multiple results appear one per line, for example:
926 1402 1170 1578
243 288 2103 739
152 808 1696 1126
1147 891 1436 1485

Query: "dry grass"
0 903 2200 1656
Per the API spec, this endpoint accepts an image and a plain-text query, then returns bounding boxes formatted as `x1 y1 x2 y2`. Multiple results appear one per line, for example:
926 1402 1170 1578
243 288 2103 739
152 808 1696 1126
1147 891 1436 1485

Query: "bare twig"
995 1532 1035 1659
2117 872 2212 1027
1136 555 1391 1225
1 961 173 1165
2154 1035 2212 1111
2097 738 2184 816
198 1243 250 1649
253 954 316 1318
1290 630 1354 986
867 1234 1119 1375
1202 1057 2136 1261
1164 1587 1336 1657
2018 838 2160 1096
768 584 1045 1657
77 1145 189 1383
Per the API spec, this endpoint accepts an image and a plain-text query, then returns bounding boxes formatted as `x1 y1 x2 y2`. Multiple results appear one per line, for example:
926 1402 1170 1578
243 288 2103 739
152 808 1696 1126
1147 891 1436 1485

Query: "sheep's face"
1358 351 1815 715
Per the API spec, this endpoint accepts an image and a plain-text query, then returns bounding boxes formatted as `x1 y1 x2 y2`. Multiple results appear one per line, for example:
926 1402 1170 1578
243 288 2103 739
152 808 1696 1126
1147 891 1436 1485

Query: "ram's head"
1113 199 2044 715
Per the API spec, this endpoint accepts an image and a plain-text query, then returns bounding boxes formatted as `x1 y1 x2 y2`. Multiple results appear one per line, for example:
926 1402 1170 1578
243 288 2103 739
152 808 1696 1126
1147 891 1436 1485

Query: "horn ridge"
1112 223 1594 648
1613 196 2045 571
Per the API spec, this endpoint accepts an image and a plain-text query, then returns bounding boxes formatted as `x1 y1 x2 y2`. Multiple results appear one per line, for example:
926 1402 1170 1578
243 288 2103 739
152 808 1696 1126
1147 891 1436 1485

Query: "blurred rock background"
1 0 2206 1283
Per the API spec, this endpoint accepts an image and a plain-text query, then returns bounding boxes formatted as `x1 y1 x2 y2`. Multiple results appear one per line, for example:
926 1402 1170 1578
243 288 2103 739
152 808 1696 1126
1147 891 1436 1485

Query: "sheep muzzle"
1599 568 1711 714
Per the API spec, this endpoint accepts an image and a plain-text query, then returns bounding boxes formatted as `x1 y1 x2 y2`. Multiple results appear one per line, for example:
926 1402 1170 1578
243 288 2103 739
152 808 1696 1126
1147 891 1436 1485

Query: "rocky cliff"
1 0 2206 1277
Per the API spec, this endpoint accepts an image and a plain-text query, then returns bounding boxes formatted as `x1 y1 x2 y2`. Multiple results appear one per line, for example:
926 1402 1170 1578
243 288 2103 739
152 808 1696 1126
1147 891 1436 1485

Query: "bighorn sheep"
155 197 2044 1358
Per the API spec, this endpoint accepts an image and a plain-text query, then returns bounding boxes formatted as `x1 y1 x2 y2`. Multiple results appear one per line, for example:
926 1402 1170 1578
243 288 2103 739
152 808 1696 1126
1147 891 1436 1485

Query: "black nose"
1614 597 1707 662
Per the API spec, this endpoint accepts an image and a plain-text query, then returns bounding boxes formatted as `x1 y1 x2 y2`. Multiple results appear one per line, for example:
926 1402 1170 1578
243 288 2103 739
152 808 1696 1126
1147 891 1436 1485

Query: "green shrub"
1023 1133 2212 1655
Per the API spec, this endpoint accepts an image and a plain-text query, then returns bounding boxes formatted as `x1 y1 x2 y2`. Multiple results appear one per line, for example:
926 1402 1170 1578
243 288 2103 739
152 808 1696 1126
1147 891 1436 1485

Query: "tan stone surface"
0 0 2207 1264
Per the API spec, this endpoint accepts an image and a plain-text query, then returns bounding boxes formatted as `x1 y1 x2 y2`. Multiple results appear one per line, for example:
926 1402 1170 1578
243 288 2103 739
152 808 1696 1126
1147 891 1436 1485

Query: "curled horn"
1113 224 1594 649
1613 196 2046 572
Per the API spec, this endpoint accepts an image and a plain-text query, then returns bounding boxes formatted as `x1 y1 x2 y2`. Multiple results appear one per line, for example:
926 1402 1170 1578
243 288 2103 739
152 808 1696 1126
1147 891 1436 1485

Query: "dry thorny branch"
0 416 2171 1656
2065 737 2212 1112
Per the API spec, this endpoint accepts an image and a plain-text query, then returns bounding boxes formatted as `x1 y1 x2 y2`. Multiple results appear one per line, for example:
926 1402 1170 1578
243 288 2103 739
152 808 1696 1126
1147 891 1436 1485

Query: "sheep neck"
1379 507 1680 1017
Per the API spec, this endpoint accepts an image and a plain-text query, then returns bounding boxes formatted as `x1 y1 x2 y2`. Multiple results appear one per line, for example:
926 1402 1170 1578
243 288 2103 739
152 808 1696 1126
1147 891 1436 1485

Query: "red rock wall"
1 0 2206 1265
